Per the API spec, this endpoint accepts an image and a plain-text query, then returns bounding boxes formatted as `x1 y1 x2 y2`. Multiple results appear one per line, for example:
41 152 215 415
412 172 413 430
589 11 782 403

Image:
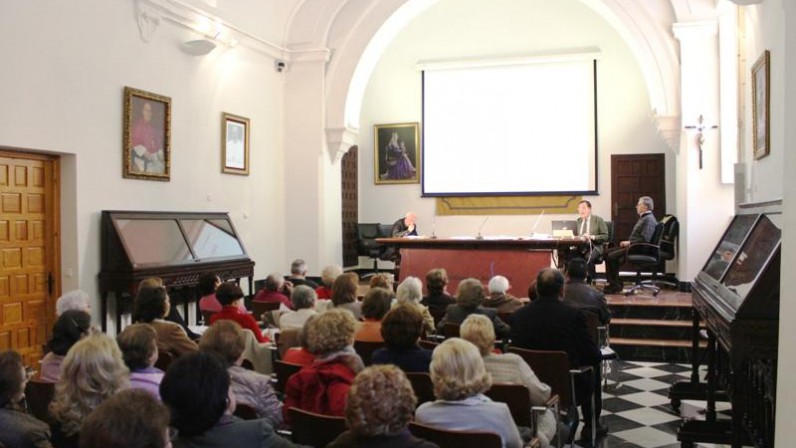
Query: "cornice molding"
653 114 682 154
326 126 359 163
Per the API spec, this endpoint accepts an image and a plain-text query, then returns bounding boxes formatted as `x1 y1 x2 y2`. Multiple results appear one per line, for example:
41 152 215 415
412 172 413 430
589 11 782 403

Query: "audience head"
320 264 344 288
368 274 393 291
396 276 422 306
381 305 424 350
361 287 393 320
425 268 449 295
527 280 539 302
139 277 164 289
0 350 27 408
487 275 510 294
331 272 358 306
429 338 491 401
198 273 221 297
460 314 496 357
50 333 130 436
47 309 93 356
55 290 91 316
566 258 588 282
291 285 317 310
637 196 654 212
80 389 171 448
134 286 170 323
536 268 566 299
264 273 285 292
160 352 233 438
404 212 417 227
199 320 245 366
345 365 417 437
456 278 486 309
306 309 357 356
290 259 308 276
117 323 158 371
215 282 244 307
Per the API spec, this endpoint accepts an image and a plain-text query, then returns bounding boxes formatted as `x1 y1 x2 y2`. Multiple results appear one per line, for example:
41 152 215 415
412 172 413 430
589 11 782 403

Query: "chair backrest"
288 407 347 447
24 379 55 424
154 351 175 371
277 327 302 359
418 339 439 351
408 422 502 448
200 310 216 325
444 322 460 338
507 347 574 409
627 221 665 263
582 311 600 348
251 300 281 320
377 223 394 238
406 372 436 406
233 402 259 420
353 340 384 366
273 360 303 394
356 223 382 257
659 214 679 260
484 383 532 427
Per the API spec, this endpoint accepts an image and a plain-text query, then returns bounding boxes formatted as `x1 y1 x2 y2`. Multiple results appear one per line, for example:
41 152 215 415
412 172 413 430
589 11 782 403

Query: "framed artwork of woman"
374 122 421 185
123 87 171 181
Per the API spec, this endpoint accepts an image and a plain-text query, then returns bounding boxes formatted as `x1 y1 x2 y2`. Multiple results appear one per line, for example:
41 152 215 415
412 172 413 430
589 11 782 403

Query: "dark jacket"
0 407 52 448
437 305 510 338
562 281 611 325
173 415 298 448
629 211 657 243
372 346 433 373
327 428 439 448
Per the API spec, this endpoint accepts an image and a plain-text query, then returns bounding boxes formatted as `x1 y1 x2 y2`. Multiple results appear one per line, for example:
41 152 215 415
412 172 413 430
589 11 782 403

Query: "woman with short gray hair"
395 277 434 334
279 285 318 330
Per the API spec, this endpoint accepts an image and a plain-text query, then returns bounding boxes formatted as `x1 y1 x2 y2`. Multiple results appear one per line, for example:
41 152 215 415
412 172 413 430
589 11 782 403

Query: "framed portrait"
123 87 171 181
222 113 250 175
752 50 770 160
374 122 421 185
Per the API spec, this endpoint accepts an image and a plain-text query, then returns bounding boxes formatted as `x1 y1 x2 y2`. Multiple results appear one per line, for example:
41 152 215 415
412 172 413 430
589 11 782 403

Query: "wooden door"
0 150 60 366
610 154 666 240
341 145 359 267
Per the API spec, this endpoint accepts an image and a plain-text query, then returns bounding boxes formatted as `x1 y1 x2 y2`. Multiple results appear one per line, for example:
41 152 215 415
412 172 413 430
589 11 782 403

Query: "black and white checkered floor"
572 360 731 448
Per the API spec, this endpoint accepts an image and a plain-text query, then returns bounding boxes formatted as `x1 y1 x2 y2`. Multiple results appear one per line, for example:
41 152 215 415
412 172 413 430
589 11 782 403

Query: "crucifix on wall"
684 115 718 169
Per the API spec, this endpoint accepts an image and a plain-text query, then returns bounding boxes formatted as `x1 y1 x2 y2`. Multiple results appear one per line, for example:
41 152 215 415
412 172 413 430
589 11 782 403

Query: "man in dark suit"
603 196 658 294
511 268 605 438
564 258 611 326
574 200 609 281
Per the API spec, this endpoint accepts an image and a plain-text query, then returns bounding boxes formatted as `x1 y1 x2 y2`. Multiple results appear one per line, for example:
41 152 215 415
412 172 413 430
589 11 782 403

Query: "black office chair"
624 218 673 296
356 223 384 276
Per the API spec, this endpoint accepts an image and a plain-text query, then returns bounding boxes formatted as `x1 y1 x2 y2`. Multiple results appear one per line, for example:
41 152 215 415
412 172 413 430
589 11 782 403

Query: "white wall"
0 1 287 326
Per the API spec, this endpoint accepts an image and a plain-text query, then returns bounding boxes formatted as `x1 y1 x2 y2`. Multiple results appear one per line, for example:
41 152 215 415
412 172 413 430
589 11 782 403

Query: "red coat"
283 358 356 422
209 306 269 343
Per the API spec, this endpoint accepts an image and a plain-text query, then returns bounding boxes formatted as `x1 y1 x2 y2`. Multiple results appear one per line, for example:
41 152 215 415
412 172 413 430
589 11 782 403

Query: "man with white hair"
286 259 318 289
483 275 524 314
55 290 91 316
391 212 418 237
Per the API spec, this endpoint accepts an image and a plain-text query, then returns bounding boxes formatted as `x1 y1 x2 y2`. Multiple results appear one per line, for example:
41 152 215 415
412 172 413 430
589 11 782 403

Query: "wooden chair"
24 379 54 424
406 372 435 405
408 422 502 448
287 407 347 447
233 402 259 420
154 351 175 371
418 339 439 351
273 360 303 394
276 328 301 359
251 300 282 321
353 340 384 366
485 383 532 427
443 322 460 338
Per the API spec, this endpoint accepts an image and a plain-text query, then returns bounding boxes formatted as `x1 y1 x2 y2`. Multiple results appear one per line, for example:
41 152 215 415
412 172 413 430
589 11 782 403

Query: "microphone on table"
430 215 437 239
476 216 490 240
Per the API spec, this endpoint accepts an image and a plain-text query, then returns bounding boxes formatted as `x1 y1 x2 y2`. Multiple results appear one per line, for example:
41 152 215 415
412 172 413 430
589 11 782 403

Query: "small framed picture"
123 87 171 181
222 113 250 175
374 122 421 185
752 50 770 160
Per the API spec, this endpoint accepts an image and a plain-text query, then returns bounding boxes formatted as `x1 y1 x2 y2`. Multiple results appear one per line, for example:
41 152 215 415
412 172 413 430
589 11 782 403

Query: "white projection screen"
422 57 598 196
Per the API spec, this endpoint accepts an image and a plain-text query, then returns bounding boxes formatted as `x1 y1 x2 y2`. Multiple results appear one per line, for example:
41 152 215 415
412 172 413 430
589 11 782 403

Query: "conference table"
377 236 587 298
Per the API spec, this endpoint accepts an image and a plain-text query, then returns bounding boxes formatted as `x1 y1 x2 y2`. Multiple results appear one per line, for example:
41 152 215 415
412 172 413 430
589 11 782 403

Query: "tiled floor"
571 360 732 448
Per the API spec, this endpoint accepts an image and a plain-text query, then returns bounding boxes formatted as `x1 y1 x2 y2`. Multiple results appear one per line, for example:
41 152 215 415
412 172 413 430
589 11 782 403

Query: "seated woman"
49 334 130 448
134 285 198 356
372 305 433 373
139 277 200 340
368 273 393 291
279 285 318 330
328 365 439 448
55 290 91 317
483 276 525 314
331 273 362 319
40 310 92 383
199 320 283 425
160 352 298 448
209 282 268 343
284 309 363 420
437 278 511 339
198 273 223 313
421 268 455 315
394 277 435 335
354 287 393 343
415 338 523 448
80 389 170 448
117 323 164 399
281 315 317 366
0 350 52 448
315 264 343 300
461 315 557 447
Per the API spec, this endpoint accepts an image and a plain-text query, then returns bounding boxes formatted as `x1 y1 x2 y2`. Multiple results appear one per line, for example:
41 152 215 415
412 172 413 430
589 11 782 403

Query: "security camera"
275 60 286 72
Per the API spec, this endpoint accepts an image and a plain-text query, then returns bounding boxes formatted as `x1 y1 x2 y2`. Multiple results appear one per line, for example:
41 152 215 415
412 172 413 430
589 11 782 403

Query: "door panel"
610 154 666 241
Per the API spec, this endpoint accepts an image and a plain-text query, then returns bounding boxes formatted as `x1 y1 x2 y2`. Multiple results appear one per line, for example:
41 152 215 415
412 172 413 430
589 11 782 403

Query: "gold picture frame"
752 50 770 160
374 122 421 185
222 113 250 175
123 87 171 181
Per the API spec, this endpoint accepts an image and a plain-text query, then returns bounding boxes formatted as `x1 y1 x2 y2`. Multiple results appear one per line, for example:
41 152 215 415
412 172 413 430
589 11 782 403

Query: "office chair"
623 219 668 296
356 223 384 276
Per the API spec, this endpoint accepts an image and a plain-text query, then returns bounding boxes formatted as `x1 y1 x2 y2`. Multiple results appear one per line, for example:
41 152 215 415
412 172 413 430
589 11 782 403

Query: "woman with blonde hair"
415 338 522 448
50 333 130 448
461 314 557 447
394 277 434 334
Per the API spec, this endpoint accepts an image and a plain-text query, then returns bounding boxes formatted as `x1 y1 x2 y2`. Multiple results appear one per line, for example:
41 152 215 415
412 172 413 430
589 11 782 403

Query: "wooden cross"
684 115 718 169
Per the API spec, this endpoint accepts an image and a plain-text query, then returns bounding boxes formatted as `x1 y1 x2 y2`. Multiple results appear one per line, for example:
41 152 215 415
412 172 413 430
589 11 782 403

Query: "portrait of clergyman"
374 122 421 185
123 87 171 181
222 112 250 175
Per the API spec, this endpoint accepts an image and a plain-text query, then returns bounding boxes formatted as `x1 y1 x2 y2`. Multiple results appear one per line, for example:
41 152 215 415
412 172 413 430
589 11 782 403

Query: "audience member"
287 259 319 289
284 309 363 420
368 273 393 291
198 273 241 314
527 281 538 302
253 273 294 310
0 350 52 448
331 272 362 319
139 277 200 340
421 268 455 314
574 200 610 282
40 310 92 383
316 264 343 300
134 286 198 356
437 278 510 338
209 282 268 343
394 277 435 334
483 275 524 313
328 365 439 448
79 389 170 448
461 315 557 447
160 352 297 447
281 315 317 366
55 290 91 316
372 305 433 373
603 196 657 294
278 285 318 330
355 287 393 342
117 323 164 399
564 258 611 325
49 333 130 448
415 338 523 448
